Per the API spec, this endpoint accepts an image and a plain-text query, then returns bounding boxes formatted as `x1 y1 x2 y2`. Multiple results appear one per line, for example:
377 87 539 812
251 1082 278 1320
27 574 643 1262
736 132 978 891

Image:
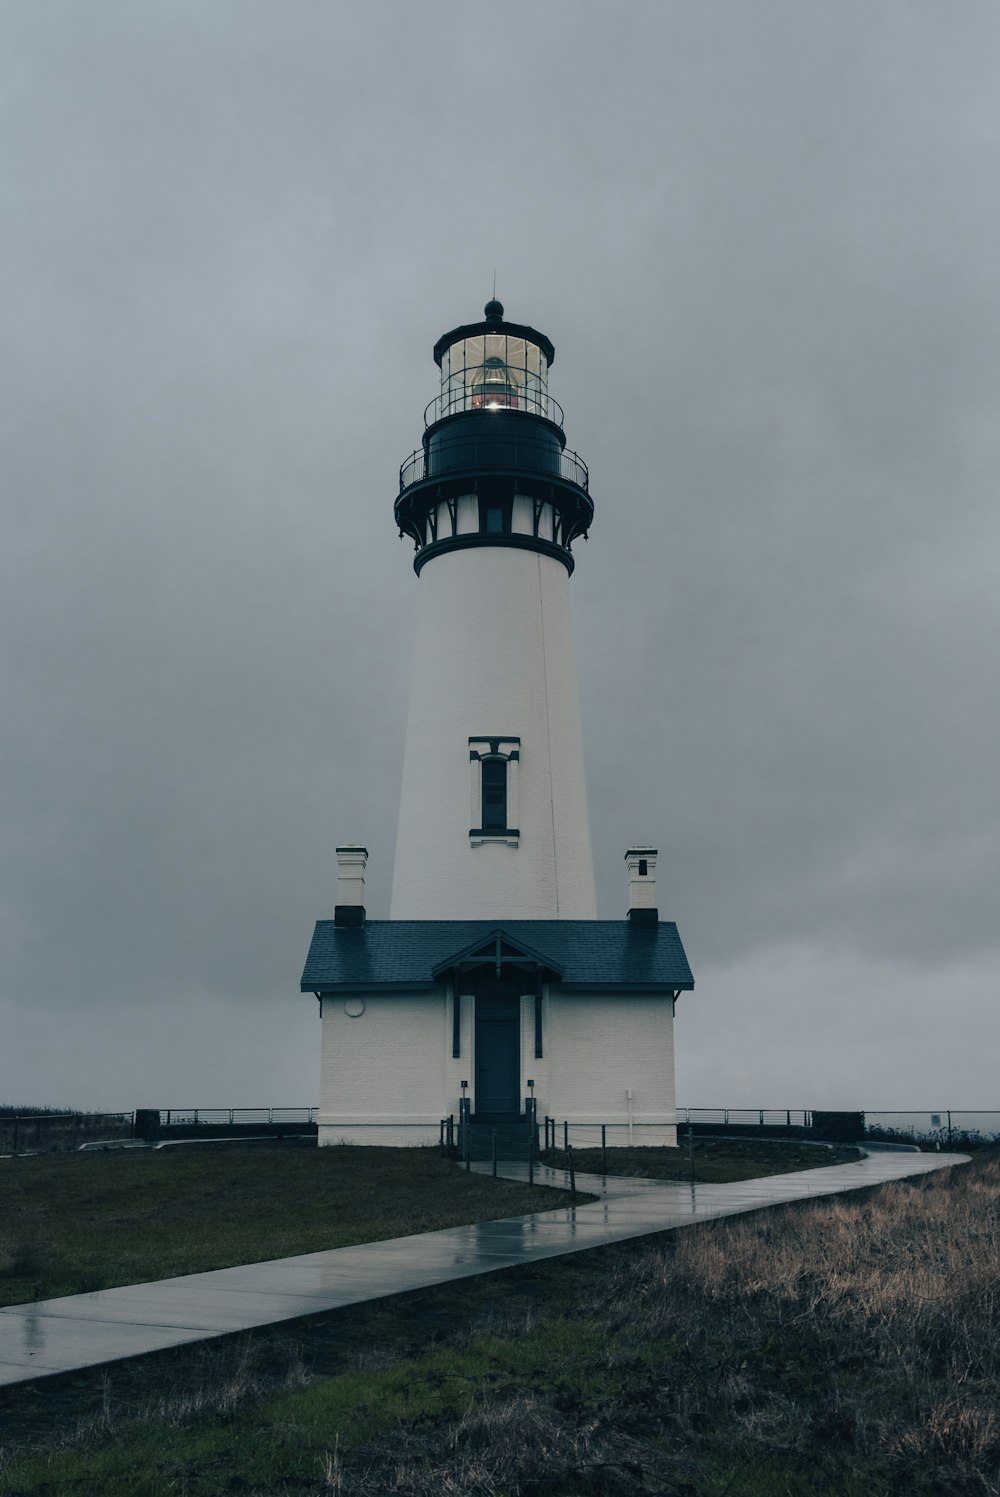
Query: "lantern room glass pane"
441 334 548 419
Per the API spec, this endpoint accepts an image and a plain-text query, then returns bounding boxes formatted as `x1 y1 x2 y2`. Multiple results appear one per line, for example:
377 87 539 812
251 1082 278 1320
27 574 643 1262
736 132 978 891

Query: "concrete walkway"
0 1149 968 1387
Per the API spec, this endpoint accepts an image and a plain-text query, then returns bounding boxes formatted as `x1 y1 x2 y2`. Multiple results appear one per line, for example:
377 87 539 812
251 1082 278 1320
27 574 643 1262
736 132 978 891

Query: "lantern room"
431 298 556 425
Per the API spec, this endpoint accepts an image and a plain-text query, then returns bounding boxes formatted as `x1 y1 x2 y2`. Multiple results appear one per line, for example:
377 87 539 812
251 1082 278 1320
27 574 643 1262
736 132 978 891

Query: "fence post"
687 1122 695 1183
459 1095 471 1170
601 1123 607 1174
563 1119 569 1154
567 1143 576 1200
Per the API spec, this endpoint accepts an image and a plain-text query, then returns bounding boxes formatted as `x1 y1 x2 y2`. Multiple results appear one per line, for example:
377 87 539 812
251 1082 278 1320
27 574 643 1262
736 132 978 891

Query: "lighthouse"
301 301 693 1148
391 299 596 920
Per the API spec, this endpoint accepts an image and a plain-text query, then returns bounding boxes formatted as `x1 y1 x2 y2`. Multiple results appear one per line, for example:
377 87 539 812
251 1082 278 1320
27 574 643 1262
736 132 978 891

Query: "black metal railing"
424 390 565 428
542 1118 686 1152
399 439 589 495
159 1107 319 1126
537 1110 1000 1155
863 1111 1000 1148
9 1106 996 1160
677 1107 813 1129
0 1112 134 1155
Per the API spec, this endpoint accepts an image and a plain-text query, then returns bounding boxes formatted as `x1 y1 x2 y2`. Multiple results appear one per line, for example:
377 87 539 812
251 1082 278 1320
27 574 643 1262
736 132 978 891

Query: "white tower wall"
390 540 596 919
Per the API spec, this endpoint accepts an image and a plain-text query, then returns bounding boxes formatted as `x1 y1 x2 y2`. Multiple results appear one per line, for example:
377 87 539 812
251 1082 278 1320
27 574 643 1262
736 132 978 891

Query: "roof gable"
430 927 565 980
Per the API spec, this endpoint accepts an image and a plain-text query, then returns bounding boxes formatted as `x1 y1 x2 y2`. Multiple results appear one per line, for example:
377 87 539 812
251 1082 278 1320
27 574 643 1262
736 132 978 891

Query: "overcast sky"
2 2 998 1114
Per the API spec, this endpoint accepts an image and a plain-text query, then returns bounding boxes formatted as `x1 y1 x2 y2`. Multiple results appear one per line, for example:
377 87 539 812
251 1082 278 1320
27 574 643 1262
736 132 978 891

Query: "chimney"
334 845 368 927
625 846 658 925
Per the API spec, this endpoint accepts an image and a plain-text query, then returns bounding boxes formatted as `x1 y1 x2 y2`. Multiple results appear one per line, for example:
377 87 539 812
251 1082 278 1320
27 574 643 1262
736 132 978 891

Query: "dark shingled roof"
300 920 694 994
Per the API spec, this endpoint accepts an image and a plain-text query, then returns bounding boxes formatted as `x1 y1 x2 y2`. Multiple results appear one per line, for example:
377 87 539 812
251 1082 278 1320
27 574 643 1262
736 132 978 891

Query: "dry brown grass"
587 1156 1000 1492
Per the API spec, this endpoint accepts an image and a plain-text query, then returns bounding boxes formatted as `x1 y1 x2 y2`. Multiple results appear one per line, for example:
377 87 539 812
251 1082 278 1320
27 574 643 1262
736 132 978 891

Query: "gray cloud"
2 1 998 1109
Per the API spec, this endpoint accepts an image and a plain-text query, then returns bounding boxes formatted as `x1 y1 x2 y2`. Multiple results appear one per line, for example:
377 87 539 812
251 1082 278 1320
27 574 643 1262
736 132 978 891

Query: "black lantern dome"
396 303 593 575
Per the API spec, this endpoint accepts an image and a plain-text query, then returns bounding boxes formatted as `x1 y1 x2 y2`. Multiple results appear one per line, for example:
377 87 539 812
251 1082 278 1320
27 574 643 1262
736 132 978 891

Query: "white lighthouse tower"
301 300 694 1148
391 299 596 920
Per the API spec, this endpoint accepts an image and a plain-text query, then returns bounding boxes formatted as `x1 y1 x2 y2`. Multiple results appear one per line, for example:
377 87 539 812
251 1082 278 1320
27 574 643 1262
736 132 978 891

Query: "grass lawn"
547 1136 862 1182
0 1145 584 1307
0 1153 990 1496
0 1139 859 1310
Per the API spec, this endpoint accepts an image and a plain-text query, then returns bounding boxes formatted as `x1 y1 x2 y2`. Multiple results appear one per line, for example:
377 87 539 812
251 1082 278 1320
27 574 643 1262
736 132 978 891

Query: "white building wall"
543 990 677 1146
318 985 677 1147
390 545 596 919
318 991 448 1146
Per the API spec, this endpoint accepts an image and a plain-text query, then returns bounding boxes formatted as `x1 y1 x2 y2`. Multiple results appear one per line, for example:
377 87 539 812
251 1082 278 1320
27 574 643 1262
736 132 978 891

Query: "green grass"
0 1139 858 1307
0 1146 582 1306
2 1321 669 1496
549 1136 862 1182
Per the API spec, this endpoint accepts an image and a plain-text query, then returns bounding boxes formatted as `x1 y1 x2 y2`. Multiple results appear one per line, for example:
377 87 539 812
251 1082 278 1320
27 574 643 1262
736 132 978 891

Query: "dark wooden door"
475 984 520 1116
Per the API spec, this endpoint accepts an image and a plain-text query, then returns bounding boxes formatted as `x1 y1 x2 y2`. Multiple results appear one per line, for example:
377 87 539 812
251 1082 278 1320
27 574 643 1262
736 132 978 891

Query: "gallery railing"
399 437 589 495
423 389 566 428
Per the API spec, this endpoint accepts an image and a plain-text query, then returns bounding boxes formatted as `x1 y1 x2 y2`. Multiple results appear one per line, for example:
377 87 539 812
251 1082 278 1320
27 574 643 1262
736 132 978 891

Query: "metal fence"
680 1109 1000 1147
159 1107 318 1126
677 1108 813 1129
542 1120 683 1151
863 1111 1000 1148
538 1111 1000 1153
0 1113 134 1155
5 1106 998 1157
0 1107 320 1154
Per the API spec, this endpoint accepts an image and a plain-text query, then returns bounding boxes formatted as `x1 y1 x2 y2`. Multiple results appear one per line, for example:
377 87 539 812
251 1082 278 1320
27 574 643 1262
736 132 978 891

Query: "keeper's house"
301 849 694 1146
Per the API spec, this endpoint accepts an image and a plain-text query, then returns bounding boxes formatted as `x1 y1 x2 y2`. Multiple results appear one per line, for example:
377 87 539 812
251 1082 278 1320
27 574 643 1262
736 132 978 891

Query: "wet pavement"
0 1148 968 1386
